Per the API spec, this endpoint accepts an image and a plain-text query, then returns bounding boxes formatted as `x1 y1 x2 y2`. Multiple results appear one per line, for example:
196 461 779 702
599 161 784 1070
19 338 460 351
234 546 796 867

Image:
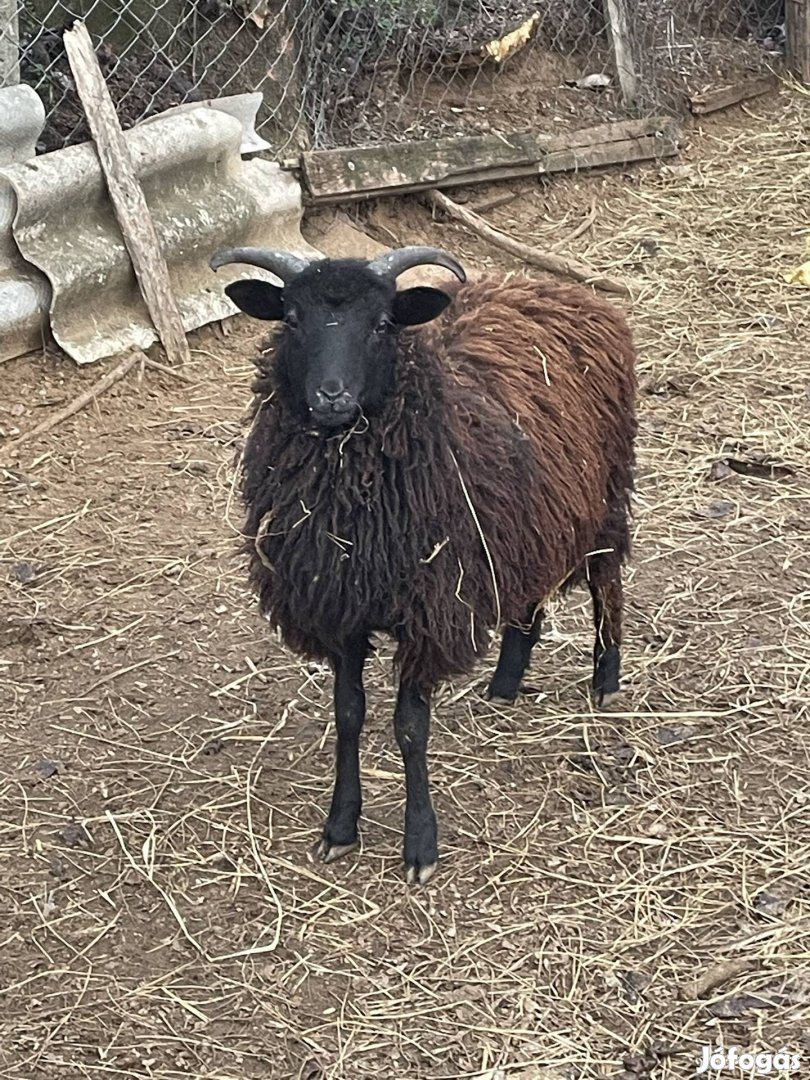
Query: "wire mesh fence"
5 0 789 156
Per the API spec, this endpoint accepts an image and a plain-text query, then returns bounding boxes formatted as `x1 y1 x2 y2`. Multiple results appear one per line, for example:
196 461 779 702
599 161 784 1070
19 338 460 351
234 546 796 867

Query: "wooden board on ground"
689 74 779 115
300 117 680 203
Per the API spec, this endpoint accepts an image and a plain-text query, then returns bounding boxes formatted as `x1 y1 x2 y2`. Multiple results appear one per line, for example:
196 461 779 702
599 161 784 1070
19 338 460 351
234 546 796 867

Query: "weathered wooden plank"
302 119 680 204
541 131 678 176
302 120 682 204
304 130 539 199
786 0 810 85
605 0 638 105
689 74 779 114
63 21 190 366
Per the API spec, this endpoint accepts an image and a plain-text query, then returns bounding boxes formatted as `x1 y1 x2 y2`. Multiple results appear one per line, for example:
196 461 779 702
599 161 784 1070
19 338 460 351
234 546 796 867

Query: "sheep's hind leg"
317 635 368 863
486 606 544 702
394 682 438 885
589 562 623 707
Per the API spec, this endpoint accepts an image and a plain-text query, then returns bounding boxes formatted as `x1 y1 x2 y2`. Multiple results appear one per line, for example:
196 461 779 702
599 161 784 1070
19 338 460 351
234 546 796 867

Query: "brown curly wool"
242 274 636 691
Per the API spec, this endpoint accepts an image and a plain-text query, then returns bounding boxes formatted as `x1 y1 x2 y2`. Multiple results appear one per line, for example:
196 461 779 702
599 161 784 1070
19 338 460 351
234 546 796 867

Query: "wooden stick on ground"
550 198 597 252
12 350 142 447
471 185 536 215
428 190 631 297
63 22 190 366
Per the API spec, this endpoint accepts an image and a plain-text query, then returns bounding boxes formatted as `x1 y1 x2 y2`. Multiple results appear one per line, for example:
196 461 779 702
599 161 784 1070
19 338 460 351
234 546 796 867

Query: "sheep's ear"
225 280 284 321
392 286 452 326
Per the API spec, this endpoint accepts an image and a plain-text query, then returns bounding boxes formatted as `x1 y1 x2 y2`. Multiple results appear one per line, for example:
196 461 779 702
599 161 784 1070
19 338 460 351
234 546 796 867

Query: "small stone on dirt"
753 891 788 917
11 561 36 584
657 724 700 745
709 459 735 481
696 500 735 519
35 759 60 779
623 1049 659 1077
60 822 91 849
49 854 69 881
620 969 651 993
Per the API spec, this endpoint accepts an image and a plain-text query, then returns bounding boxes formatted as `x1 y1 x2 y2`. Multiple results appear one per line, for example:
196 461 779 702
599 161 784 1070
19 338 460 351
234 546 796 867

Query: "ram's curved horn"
209 247 311 283
368 246 466 284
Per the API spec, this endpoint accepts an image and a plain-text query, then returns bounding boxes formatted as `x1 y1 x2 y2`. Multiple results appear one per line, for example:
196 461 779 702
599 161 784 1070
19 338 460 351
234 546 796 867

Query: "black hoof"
319 809 360 864
592 645 621 706
403 811 438 885
485 674 521 702
315 837 359 864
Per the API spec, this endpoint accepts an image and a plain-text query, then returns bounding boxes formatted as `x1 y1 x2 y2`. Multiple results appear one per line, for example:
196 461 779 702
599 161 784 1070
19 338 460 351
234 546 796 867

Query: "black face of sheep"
213 248 464 431
211 244 637 886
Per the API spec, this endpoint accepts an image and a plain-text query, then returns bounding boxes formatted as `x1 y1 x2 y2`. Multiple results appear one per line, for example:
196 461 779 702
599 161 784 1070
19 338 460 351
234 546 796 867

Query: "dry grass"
1 88 809 1080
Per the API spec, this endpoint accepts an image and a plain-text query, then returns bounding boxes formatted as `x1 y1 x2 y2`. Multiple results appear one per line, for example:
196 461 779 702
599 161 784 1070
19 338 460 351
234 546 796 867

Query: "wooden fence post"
605 0 638 106
0 0 20 87
786 0 810 85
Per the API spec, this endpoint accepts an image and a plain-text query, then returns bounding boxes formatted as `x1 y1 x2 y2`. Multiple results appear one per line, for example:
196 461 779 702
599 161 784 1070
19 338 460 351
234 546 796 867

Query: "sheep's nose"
313 379 355 413
319 379 346 402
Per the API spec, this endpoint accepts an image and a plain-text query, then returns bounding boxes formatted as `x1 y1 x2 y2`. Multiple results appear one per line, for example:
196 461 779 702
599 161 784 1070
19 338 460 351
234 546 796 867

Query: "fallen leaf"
682 958 753 999
786 259 810 286
481 12 540 63
706 992 774 1018
657 724 702 745
724 457 795 479
617 969 651 1002
695 500 735 519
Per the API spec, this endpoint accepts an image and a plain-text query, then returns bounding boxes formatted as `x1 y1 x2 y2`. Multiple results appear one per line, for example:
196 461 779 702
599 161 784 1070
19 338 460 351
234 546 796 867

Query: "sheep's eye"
374 315 391 335
285 310 299 329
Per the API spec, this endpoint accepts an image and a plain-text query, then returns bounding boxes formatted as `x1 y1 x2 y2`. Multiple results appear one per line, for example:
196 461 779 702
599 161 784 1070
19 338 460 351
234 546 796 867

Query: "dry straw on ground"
1 88 809 1079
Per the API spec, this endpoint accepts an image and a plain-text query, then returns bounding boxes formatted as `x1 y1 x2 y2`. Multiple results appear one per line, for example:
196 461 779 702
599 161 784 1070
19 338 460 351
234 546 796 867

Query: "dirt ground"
1 89 809 1079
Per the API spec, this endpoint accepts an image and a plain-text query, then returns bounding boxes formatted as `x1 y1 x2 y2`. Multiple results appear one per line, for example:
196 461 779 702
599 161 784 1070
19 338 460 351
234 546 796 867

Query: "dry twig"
428 188 631 295
11 350 142 447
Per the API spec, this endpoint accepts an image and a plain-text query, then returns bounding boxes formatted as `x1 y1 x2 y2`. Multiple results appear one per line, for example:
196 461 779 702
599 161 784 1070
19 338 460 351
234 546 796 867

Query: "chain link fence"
4 0 788 156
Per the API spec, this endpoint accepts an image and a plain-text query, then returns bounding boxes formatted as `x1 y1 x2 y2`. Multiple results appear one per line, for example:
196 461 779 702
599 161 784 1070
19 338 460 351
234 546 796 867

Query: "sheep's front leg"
394 682 438 884
318 636 368 863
